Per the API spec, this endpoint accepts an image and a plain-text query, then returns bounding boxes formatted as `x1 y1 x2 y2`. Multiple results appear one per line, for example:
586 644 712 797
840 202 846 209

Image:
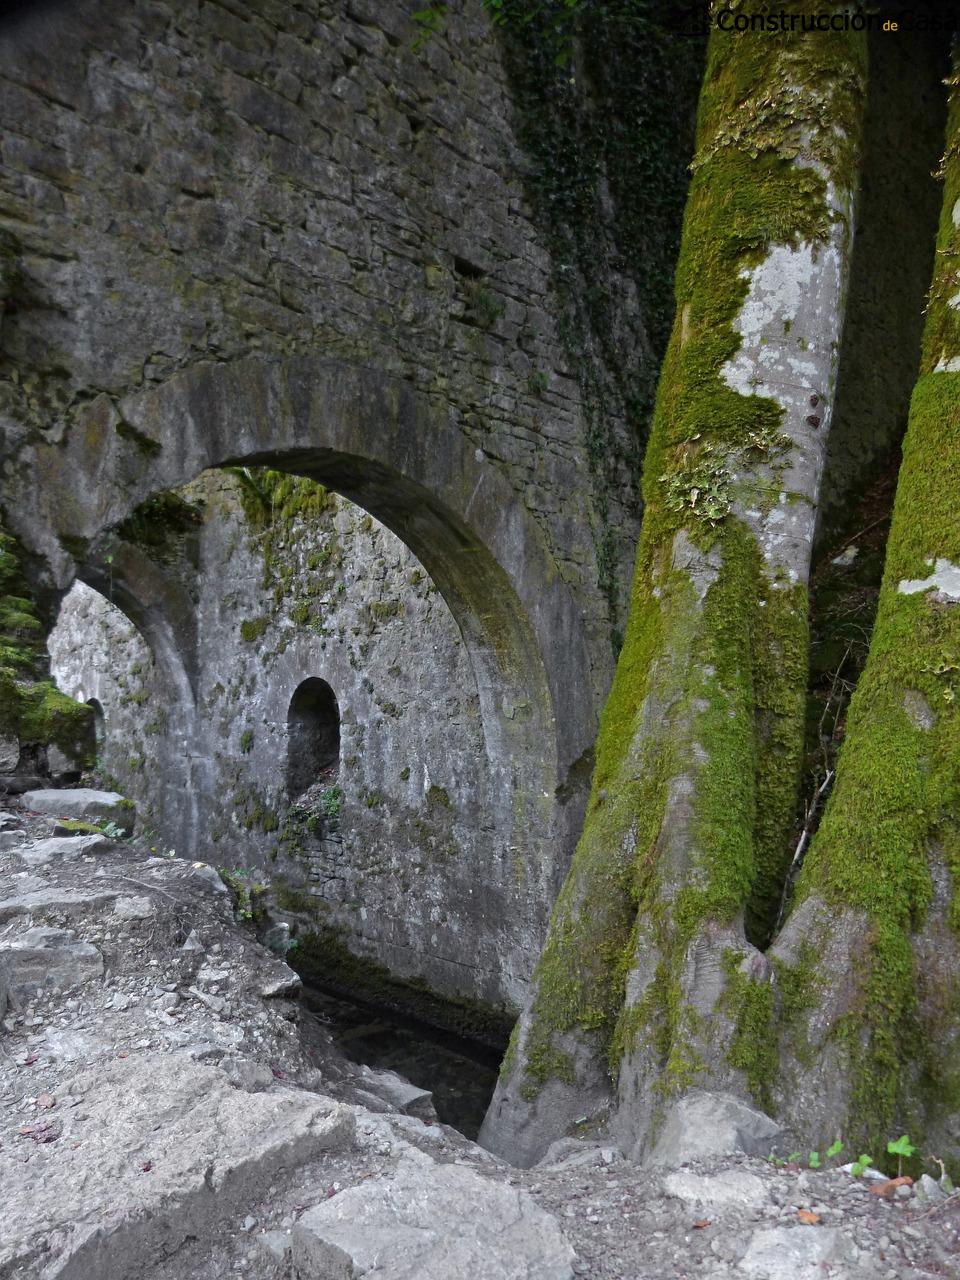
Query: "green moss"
508 13 866 1102
720 950 777 1110
781 63 960 1156
491 1 706 645
115 491 203 561
239 729 254 754
239 616 270 643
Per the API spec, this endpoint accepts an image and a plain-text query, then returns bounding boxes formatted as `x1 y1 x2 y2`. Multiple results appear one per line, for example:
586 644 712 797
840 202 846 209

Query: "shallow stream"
303 985 502 1139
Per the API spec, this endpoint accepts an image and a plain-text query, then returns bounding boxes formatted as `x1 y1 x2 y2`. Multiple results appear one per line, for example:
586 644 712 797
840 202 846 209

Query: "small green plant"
462 279 504 330
99 821 126 840
239 729 254 754
850 1154 874 1177
808 1150 821 1169
887 1134 917 1177
527 369 549 396
319 784 343 822
826 1139 843 1159
217 866 267 923
411 4 447 52
289 784 343 833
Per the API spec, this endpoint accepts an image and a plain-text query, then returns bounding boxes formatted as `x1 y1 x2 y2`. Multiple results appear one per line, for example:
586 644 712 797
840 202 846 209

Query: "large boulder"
643 1091 784 1168
19 788 135 836
291 1157 576 1279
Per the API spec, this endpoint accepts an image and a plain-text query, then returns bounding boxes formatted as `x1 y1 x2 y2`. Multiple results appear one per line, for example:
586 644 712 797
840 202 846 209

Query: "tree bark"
481 12 867 1166
771 55 960 1161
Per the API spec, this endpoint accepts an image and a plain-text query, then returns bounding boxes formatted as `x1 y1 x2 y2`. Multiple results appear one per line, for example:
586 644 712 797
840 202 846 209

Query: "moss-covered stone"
0 522 93 764
491 8 866 1156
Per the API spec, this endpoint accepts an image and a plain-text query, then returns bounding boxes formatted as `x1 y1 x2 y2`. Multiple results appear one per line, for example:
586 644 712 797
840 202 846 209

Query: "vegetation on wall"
488 0 706 647
0 521 93 761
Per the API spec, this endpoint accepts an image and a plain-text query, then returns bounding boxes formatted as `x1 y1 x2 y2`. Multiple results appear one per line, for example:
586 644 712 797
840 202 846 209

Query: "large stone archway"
20 354 601 1008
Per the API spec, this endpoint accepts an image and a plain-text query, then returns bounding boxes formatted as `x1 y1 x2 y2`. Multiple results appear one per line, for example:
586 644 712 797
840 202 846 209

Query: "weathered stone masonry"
0 0 670 1017
49 472 521 1013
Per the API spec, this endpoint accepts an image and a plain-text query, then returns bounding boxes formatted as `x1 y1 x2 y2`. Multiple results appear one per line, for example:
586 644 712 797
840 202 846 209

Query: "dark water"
304 985 503 1139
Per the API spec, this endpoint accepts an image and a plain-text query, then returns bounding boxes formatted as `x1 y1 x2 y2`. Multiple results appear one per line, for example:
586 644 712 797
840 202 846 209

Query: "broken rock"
644 1091 784 1167
291 1157 576 1279
0 1052 355 1279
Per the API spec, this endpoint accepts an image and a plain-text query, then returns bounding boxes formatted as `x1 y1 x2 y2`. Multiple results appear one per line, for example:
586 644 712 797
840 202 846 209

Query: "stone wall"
1 0 701 1025
49 471 537 1018
0 0 641 686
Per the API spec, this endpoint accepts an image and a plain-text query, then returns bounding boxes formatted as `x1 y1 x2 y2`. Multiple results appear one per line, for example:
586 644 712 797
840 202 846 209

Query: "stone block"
20 789 135 835
644 1091 784 1168
291 1159 576 1279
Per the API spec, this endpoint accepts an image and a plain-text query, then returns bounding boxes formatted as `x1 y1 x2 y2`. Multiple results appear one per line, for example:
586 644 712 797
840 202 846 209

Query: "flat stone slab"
291 1157 576 1279
0 887 117 925
0 926 103 1003
664 1168 769 1211
0 1052 355 1279
20 789 135 836
16 835 112 867
357 1066 437 1123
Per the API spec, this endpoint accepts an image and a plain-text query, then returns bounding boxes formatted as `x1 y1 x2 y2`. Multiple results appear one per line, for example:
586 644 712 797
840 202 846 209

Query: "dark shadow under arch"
287 677 340 797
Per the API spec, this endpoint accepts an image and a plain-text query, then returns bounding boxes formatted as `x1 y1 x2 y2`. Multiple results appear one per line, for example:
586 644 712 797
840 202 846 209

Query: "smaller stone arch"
287 677 341 798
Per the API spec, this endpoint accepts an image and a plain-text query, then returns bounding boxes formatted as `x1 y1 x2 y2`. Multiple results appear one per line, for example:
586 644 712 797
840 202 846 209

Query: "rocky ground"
1 791 959 1279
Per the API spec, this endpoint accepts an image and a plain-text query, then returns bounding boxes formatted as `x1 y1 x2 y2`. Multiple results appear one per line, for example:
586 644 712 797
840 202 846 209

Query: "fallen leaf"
869 1176 914 1199
140 1160 153 1172
797 1209 821 1224
22 1055 38 1066
36 1093 56 1109
692 1219 711 1230
117 1051 129 1059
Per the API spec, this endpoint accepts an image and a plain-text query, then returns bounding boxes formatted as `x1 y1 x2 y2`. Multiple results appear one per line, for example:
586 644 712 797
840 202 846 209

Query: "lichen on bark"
482 7 867 1166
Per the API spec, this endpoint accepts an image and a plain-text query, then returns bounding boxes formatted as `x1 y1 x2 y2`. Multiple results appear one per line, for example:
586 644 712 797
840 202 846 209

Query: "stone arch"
287 677 341 798
19 355 601 940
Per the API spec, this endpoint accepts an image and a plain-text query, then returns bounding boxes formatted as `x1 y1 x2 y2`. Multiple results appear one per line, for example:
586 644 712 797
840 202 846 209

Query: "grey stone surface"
0 926 103 1003
0 0 656 1023
20 789 135 836
291 1158 576 1279
663 1168 769 1211
220 1056 276 1094
0 1054 355 1279
739 1225 854 1278
357 1066 437 1123
16 834 111 866
644 1092 784 1168
0 887 117 925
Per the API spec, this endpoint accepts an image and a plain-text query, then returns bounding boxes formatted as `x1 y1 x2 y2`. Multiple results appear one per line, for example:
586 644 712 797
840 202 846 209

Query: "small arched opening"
85 697 106 751
287 677 340 798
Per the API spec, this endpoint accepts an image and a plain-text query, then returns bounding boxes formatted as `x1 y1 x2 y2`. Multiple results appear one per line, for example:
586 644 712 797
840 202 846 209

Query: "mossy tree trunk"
481 12 867 1166
770 56 960 1163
